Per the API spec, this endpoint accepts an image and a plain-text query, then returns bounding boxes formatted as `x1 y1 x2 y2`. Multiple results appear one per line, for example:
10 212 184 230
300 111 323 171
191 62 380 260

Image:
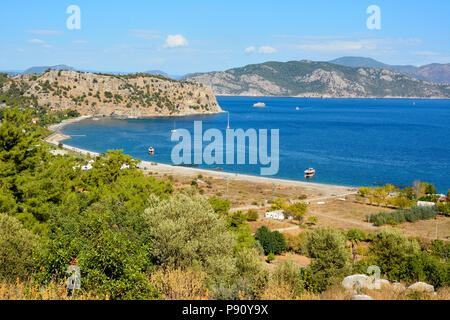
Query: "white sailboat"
171 121 177 133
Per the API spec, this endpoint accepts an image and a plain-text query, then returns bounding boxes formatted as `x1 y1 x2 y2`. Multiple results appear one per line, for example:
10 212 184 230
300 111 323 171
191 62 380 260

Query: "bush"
266 253 275 263
284 234 303 253
246 209 259 221
368 206 438 226
272 260 305 296
438 202 450 216
302 227 351 292
235 248 269 298
37 199 158 300
208 196 230 216
408 251 449 288
229 211 247 228
368 229 419 280
285 202 308 223
254 226 286 255
144 194 237 284
430 239 450 261
0 214 38 280
346 228 366 243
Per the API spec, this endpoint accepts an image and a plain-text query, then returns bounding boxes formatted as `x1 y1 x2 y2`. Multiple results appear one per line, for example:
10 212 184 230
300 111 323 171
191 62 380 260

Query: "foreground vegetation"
0 107 448 300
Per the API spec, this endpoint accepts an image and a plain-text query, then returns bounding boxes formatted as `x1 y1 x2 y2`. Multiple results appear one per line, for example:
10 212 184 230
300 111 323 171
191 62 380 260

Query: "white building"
265 210 293 220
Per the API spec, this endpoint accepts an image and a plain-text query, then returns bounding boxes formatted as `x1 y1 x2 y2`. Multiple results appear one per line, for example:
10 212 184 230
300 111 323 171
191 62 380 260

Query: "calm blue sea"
62 96 450 192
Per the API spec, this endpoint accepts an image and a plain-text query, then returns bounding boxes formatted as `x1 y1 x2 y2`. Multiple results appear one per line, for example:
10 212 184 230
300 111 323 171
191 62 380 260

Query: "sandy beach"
43 116 357 198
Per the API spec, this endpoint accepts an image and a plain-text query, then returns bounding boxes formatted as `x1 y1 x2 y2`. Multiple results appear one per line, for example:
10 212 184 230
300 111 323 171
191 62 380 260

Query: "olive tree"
144 194 237 283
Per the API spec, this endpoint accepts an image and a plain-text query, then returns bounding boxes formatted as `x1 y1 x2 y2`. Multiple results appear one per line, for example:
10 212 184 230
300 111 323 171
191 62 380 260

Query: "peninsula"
1 70 223 117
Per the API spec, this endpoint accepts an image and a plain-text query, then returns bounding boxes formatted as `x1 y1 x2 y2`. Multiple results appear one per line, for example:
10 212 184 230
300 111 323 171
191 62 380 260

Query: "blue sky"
0 0 449 74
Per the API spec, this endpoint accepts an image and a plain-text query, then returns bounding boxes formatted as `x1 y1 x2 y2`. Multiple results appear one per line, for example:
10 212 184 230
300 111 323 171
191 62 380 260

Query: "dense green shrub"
0 214 38 280
254 226 286 255
430 239 450 261
208 196 230 216
407 251 449 288
302 227 351 292
346 228 366 243
368 206 439 226
36 198 159 299
144 193 237 284
368 229 419 280
246 209 259 221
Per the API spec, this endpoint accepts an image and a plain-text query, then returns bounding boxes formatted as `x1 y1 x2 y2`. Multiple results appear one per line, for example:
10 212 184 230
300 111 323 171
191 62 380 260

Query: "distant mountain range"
23 64 75 75
3 56 449 99
184 60 450 98
5 65 183 80
144 70 184 80
329 57 450 84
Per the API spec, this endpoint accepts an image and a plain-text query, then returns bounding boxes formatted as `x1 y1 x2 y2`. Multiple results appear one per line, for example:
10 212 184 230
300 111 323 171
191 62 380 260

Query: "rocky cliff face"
5 70 222 117
185 60 450 98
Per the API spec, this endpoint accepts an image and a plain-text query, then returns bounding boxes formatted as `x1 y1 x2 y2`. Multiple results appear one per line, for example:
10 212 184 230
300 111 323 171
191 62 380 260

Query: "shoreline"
216 95 450 100
43 116 356 196
59 142 356 196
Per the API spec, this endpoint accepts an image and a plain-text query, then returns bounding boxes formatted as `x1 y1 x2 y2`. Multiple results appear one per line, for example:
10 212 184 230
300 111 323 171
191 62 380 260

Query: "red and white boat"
304 168 315 178
148 147 155 154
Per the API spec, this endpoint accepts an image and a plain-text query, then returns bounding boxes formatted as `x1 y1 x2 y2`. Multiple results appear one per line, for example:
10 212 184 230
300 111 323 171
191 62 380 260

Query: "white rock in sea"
253 102 266 107
352 295 374 300
406 282 434 293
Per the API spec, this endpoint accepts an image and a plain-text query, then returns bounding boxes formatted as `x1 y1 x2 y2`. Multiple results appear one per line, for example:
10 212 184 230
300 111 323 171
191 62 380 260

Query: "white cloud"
258 46 277 54
244 46 256 53
42 44 53 49
164 34 188 48
73 40 89 44
28 39 45 44
129 29 161 40
27 30 64 35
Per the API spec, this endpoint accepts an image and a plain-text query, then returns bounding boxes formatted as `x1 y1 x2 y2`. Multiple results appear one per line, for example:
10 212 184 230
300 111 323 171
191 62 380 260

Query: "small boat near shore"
304 168 315 178
148 147 155 155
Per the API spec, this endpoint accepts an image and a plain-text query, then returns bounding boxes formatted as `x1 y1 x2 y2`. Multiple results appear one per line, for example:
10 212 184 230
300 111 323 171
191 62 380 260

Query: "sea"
61 96 450 192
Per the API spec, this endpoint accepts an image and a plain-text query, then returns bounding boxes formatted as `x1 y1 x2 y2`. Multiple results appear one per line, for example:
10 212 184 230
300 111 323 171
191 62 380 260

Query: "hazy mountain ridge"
23 64 75 75
1 70 222 117
185 60 450 98
329 57 450 84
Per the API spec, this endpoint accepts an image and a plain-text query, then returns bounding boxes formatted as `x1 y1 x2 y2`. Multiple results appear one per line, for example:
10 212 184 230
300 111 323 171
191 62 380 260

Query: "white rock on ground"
406 282 434 293
342 275 392 290
342 275 370 290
